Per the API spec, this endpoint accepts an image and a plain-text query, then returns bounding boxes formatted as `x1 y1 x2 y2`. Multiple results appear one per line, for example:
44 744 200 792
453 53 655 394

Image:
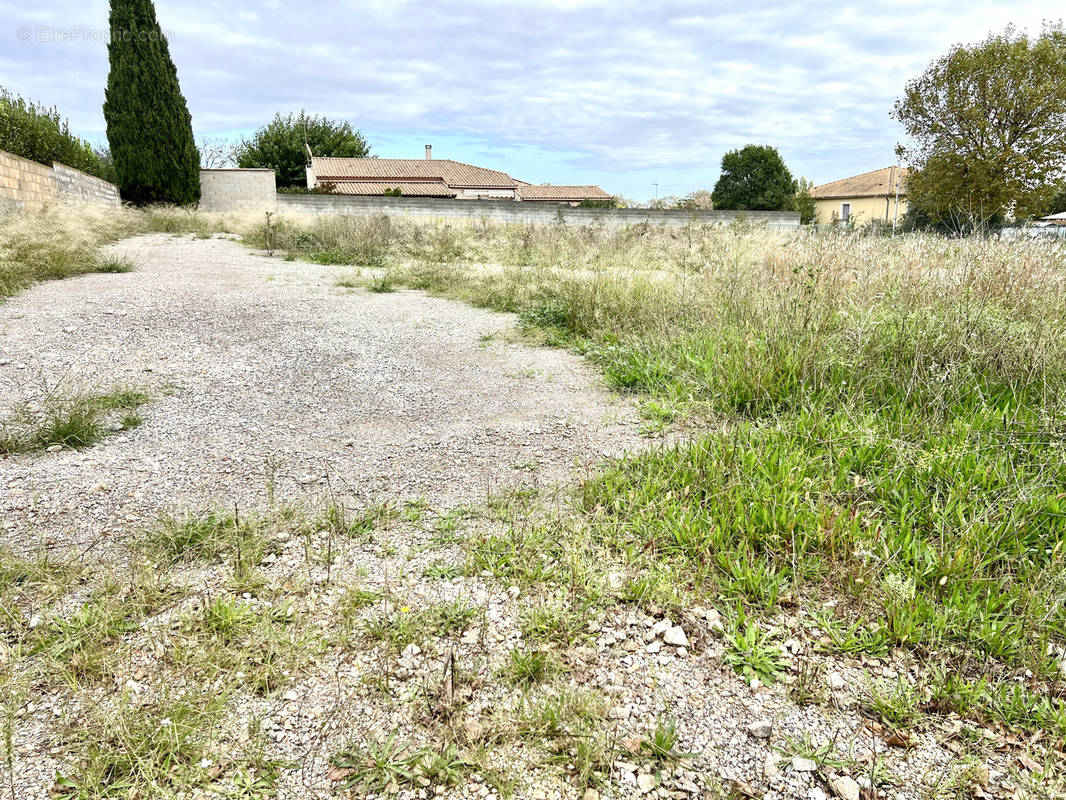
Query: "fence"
0 149 120 213
197 169 800 228
1000 226 1066 241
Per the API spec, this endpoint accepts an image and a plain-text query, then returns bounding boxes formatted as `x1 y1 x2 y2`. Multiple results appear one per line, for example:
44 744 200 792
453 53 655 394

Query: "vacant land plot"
1 209 1065 800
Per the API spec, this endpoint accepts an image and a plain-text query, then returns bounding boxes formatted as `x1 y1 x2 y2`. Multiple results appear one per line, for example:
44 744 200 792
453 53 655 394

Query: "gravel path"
0 233 640 555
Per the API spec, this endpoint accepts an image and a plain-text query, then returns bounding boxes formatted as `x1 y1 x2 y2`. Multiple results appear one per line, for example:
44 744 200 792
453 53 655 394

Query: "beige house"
307 146 610 203
810 166 908 226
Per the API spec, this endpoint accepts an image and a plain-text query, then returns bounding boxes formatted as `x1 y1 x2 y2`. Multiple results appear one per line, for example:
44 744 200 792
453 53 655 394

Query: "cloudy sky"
1 1 1056 200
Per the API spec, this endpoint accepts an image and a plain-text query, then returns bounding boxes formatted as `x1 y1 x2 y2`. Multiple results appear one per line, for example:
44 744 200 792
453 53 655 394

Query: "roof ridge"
813 165 897 188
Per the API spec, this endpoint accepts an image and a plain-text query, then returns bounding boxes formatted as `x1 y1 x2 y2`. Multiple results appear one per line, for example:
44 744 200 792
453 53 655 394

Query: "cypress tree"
103 0 200 204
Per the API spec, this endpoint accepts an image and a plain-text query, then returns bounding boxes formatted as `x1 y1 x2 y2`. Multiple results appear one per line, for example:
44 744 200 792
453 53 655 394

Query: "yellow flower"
400 606 410 613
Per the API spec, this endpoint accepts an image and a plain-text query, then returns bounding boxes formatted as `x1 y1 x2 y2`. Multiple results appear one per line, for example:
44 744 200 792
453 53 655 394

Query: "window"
841 203 851 221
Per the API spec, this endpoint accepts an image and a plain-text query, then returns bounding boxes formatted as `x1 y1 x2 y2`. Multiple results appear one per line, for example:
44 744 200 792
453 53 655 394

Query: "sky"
0 1 1058 202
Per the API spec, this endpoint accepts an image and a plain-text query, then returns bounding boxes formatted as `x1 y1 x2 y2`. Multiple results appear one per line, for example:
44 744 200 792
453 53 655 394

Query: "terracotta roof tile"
312 157 516 188
328 181 457 197
516 184 612 201
810 166 908 199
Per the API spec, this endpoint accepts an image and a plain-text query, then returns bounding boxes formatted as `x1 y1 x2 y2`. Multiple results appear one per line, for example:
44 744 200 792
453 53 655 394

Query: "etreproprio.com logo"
16 25 170 44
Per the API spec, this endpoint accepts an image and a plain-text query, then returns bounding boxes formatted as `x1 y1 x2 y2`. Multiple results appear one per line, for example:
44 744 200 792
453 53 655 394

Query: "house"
810 166 908 226
515 182 613 206
306 145 611 204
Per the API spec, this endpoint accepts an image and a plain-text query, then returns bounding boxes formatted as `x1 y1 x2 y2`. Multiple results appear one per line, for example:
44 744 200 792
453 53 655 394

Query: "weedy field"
1 205 1065 799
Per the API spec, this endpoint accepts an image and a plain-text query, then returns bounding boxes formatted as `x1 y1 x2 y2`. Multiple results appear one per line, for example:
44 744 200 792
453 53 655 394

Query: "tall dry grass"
258 213 1066 715
0 203 247 300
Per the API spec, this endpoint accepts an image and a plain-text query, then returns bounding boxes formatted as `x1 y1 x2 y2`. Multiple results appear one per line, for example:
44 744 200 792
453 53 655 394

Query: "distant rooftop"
810 166 908 199
516 184 613 202
311 157 516 189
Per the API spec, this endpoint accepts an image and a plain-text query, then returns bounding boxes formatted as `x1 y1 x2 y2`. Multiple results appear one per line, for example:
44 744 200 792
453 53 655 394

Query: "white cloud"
0 0 1055 193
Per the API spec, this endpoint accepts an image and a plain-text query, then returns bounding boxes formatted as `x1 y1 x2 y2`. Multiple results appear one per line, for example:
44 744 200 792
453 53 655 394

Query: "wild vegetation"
0 89 114 182
3 206 1066 795
0 204 238 299
249 212 1066 734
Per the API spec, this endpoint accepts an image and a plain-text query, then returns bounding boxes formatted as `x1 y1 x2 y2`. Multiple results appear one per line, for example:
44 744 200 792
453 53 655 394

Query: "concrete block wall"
275 194 800 228
0 149 121 213
199 169 277 212
0 149 59 212
53 163 121 207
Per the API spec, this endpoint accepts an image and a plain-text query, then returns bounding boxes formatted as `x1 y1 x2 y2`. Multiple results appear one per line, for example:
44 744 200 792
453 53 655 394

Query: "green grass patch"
0 386 148 453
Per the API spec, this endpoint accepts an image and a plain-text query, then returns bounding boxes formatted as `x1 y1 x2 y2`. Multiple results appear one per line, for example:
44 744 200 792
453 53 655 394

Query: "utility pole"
892 164 901 234
653 183 659 205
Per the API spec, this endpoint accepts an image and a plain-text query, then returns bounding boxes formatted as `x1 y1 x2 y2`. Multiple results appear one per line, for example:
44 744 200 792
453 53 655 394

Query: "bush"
0 89 112 180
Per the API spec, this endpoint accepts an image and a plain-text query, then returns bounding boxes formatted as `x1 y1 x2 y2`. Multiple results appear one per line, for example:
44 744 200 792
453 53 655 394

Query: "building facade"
810 166 908 226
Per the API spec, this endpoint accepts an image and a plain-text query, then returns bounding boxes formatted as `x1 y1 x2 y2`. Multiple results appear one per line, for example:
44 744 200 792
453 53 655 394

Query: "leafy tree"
0 88 111 179
104 0 200 204
711 145 796 211
791 177 816 224
1039 183 1066 217
234 112 371 188
892 24 1066 231
680 189 714 210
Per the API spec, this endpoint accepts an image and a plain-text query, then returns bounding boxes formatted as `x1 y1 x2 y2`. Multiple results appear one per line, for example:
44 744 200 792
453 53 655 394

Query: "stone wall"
199 169 277 212
274 194 800 228
0 148 121 213
53 163 121 207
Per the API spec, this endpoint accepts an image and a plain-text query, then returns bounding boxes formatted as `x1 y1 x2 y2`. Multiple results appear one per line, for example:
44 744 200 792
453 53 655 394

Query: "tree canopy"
892 24 1066 230
234 112 371 188
711 145 796 211
104 0 200 204
791 178 816 224
0 89 113 181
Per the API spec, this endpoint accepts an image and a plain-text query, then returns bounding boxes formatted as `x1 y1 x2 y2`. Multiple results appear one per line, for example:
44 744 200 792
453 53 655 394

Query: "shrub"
0 88 112 180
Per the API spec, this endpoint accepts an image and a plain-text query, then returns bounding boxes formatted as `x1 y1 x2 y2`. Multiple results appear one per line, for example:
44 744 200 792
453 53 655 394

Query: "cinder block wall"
199 169 277 212
274 194 800 228
0 149 121 212
0 150 59 212
53 163 121 207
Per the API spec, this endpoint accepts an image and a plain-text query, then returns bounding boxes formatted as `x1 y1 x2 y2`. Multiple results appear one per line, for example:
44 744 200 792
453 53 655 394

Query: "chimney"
425 144 432 160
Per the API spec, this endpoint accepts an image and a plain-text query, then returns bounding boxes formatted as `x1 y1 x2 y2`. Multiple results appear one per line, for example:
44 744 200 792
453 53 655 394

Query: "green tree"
791 177 816 224
892 24 1066 231
711 145 796 211
234 112 371 188
1039 183 1066 217
0 89 110 179
104 0 200 204
680 189 715 210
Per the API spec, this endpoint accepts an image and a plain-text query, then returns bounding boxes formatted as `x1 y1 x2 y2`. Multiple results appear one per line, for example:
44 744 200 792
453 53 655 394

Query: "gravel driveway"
0 233 640 556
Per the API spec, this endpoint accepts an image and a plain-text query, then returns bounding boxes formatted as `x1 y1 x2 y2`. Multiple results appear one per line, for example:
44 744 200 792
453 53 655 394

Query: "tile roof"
810 166 909 199
516 184 613 201
328 181 457 197
312 157 517 188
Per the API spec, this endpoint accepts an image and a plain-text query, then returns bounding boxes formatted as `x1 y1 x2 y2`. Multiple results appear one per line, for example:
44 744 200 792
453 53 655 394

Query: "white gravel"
0 233 640 556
